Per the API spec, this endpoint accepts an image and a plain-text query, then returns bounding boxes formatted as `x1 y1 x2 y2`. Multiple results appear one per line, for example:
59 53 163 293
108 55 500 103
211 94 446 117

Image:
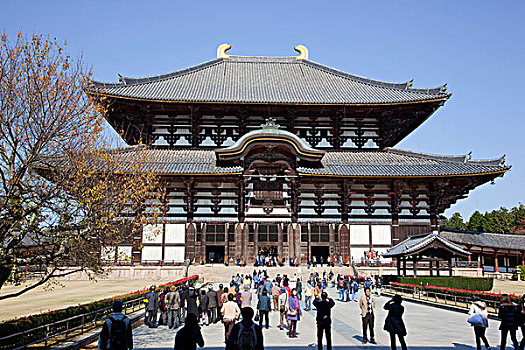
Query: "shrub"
0 275 198 338
512 266 525 281
391 282 520 303
399 276 493 291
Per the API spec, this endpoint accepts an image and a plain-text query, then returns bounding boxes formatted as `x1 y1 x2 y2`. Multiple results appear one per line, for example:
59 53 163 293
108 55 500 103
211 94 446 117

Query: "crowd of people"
98 271 525 350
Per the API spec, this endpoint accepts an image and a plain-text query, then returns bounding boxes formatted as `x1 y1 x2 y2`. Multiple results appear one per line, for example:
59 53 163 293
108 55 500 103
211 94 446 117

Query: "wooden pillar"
495 253 499 273
448 257 453 277
429 259 433 276
402 256 407 276
412 256 417 277
436 260 440 277
397 257 401 276
521 252 524 267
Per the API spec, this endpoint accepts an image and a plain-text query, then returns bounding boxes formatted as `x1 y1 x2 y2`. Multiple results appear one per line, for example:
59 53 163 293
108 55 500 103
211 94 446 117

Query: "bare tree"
0 33 164 298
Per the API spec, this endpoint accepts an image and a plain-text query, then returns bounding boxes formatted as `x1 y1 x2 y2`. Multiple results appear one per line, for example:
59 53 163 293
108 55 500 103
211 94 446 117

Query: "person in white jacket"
468 296 492 350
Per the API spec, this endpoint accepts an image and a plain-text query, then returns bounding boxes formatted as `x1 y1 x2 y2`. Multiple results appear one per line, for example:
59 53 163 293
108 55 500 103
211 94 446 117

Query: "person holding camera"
384 295 407 350
313 291 335 350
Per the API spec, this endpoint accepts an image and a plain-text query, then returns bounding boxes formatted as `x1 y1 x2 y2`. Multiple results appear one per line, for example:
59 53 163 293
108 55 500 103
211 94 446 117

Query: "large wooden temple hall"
88 44 509 265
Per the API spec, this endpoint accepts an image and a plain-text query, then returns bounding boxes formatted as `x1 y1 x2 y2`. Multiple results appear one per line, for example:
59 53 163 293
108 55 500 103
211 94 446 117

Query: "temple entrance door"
206 246 225 264
311 246 329 265
256 245 278 267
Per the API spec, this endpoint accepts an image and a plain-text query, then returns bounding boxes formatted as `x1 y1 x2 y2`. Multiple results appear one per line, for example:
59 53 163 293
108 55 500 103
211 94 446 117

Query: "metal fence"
382 284 500 314
0 297 144 350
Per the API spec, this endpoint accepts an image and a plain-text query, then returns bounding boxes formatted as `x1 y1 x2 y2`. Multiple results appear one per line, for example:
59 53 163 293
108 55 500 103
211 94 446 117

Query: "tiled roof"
78 146 507 177
383 232 471 257
441 229 525 251
89 55 450 105
298 148 508 177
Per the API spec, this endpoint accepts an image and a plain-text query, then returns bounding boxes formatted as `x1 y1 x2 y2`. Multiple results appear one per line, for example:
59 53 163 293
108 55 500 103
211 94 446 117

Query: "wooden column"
429 259 433 276
412 256 418 277
495 253 499 273
396 257 401 276
448 257 453 277
436 260 440 276
402 256 407 276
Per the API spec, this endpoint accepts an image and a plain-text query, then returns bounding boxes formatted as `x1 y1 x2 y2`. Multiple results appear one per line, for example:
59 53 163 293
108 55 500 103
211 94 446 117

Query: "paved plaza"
128 284 504 350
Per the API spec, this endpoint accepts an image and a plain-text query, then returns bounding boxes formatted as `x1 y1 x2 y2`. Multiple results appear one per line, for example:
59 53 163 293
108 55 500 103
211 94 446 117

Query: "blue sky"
2 0 523 219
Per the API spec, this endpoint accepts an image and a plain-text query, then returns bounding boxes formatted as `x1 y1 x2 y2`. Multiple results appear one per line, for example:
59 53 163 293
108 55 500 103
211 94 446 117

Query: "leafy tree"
442 212 467 230
467 211 485 232
0 33 165 298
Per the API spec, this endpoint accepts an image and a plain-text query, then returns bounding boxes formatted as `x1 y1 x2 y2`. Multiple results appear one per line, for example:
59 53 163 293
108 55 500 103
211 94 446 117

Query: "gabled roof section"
216 118 325 162
89 55 450 105
383 232 471 257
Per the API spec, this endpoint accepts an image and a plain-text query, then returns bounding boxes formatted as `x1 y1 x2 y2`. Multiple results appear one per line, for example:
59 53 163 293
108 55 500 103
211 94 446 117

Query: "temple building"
88 44 509 265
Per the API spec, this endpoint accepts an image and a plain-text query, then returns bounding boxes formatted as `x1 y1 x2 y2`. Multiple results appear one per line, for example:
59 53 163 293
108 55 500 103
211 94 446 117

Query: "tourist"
229 282 236 295
384 295 407 350
264 278 273 294
221 294 241 342
313 291 335 350
242 285 253 308
234 287 243 308
271 283 280 311
278 287 289 330
314 281 323 300
199 289 209 326
296 277 303 300
207 286 218 324
257 289 272 329
359 287 376 344
217 284 225 322
159 287 169 326
257 281 265 297
498 294 519 350
98 301 133 350
377 276 383 296
468 295 491 350
167 285 182 329
180 285 188 323
144 285 159 328
174 313 204 350
340 277 348 302
518 295 525 350
186 282 200 319
288 288 302 338
304 280 314 311
352 279 359 302
226 307 264 350
312 256 317 267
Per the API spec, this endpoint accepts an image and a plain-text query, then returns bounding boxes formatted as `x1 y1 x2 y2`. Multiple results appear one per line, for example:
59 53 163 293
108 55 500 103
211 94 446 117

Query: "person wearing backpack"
226 307 264 350
352 279 359 302
222 293 241 342
174 313 204 350
98 301 133 350
498 294 519 350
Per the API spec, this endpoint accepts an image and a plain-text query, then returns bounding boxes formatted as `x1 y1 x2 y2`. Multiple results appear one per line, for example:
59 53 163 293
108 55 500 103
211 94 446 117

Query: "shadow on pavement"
135 345 479 350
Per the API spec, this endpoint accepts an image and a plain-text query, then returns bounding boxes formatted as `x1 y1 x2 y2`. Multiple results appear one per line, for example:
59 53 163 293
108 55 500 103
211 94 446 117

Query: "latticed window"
310 225 330 242
257 225 279 243
205 224 226 242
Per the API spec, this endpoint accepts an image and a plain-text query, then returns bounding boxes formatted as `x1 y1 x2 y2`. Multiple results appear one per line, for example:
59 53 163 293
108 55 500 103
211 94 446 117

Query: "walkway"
129 284 504 350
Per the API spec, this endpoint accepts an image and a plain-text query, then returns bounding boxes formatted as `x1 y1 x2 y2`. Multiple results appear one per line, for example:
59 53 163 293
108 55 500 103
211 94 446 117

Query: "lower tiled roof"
383 232 471 257
93 146 508 177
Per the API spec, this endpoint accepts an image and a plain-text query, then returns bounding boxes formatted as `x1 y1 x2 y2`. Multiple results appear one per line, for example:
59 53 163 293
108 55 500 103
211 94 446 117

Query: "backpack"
353 282 359 292
109 317 128 350
237 323 257 350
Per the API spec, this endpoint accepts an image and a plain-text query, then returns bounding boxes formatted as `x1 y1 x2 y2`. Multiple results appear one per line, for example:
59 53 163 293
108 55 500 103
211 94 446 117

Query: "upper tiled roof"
75 146 508 177
441 229 525 251
90 55 450 105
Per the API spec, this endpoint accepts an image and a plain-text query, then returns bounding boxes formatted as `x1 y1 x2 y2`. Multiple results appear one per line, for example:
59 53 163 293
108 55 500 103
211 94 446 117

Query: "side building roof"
89 55 450 105
440 228 525 251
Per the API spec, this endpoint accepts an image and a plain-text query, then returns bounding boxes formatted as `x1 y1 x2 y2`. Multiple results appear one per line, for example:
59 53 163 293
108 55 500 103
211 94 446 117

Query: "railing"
382 284 500 315
0 297 144 350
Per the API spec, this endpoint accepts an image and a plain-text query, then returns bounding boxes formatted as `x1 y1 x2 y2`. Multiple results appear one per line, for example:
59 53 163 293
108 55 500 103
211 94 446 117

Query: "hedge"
0 275 198 339
391 282 520 303
399 276 493 291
